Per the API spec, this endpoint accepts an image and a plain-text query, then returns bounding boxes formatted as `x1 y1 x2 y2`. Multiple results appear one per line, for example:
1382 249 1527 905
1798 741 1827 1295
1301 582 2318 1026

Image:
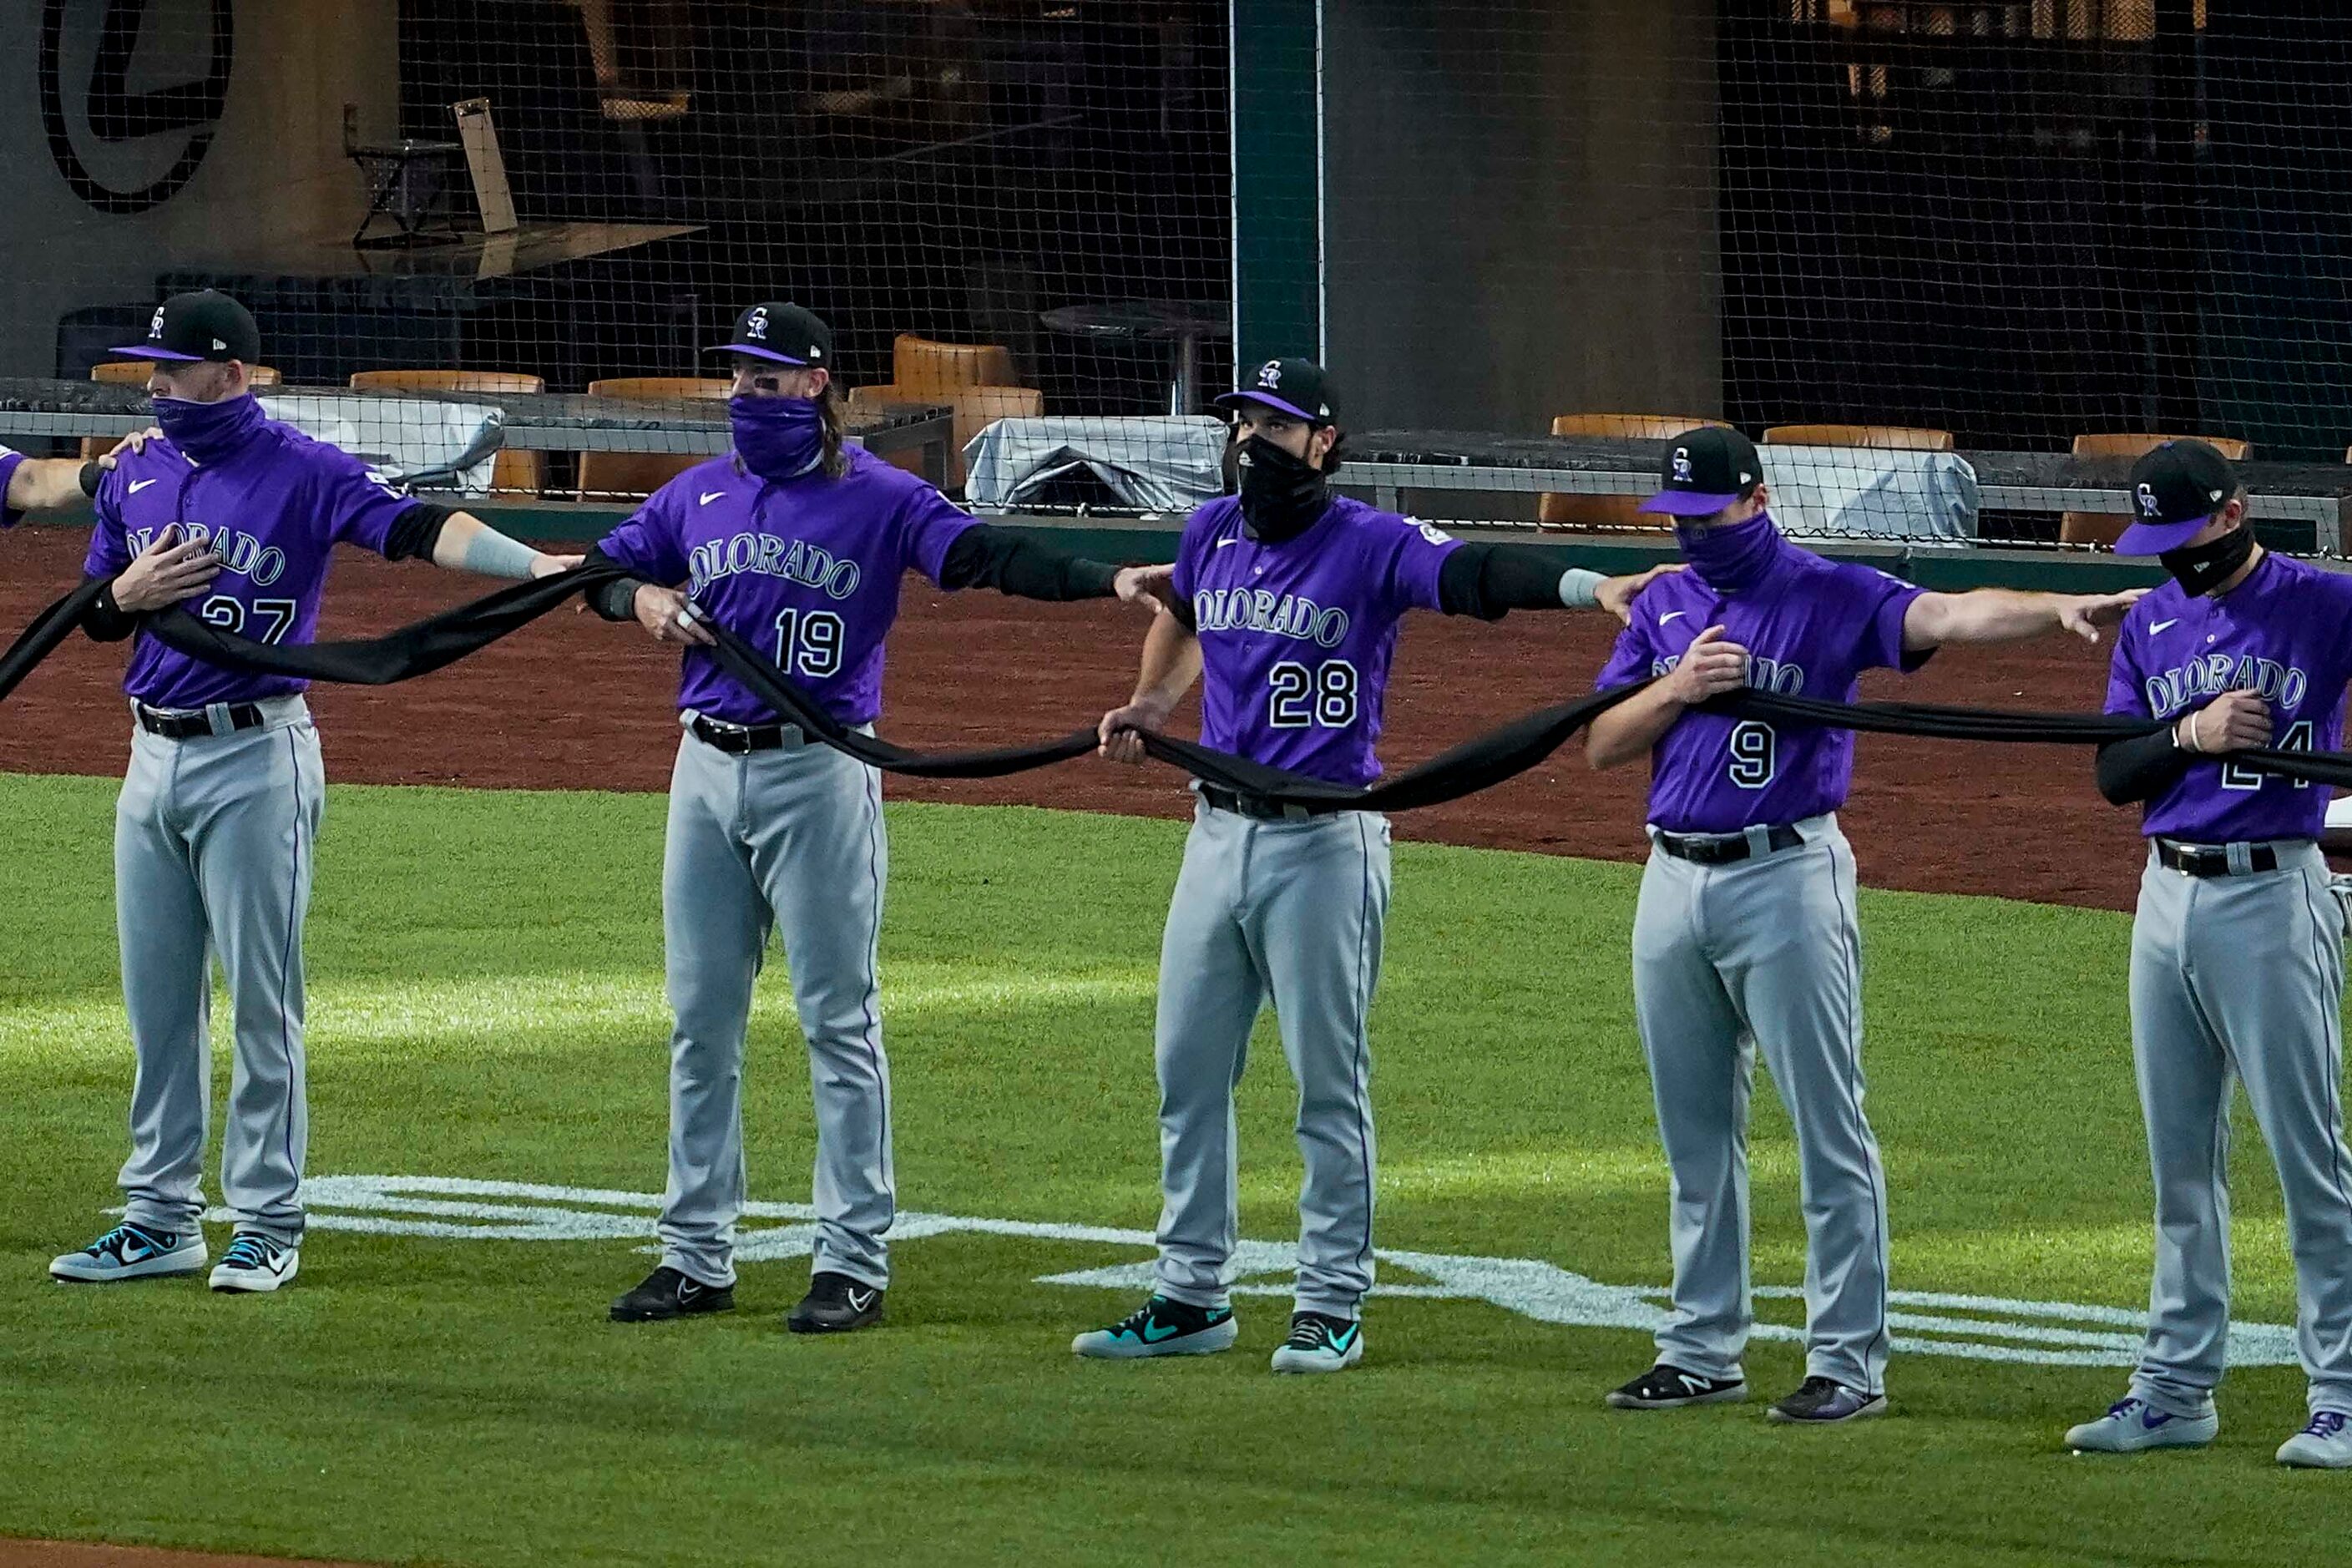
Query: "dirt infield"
0 526 2150 909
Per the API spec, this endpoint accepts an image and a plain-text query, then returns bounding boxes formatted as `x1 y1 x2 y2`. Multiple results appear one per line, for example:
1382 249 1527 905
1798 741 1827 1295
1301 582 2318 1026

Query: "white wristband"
1557 566 1606 609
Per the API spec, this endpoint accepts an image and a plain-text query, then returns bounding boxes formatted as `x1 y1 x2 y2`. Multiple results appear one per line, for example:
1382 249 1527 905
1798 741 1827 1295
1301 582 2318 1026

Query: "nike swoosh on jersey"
1214 536 1240 549
699 490 726 505
127 478 159 493
1660 609 1687 625
2151 618 2179 634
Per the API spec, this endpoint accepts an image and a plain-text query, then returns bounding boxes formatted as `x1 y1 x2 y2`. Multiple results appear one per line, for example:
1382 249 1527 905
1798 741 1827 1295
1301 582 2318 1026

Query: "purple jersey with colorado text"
0 448 26 527
2103 551 2352 842
1595 534 1928 833
596 445 979 727
1173 494 1459 788
83 419 418 710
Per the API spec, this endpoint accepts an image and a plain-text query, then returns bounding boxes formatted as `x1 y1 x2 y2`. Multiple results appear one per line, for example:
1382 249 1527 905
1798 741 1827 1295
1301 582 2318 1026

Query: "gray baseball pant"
2127 840 2352 1419
114 698 323 1247
1152 800 1391 1320
657 722 893 1291
1630 815 1892 1394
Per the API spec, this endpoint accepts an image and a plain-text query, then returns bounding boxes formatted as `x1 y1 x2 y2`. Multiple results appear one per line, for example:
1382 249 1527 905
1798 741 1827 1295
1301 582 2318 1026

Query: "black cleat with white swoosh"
787 1271 886 1333
1605 1363 1749 1410
610 1265 736 1323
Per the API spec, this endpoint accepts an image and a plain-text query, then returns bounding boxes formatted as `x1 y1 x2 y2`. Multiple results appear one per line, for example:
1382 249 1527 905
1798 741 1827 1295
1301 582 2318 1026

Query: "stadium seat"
848 383 1044 490
2059 432 2252 546
577 377 729 500
84 360 281 457
351 370 549 495
1761 423 1955 452
1538 414 1732 530
892 335 1018 396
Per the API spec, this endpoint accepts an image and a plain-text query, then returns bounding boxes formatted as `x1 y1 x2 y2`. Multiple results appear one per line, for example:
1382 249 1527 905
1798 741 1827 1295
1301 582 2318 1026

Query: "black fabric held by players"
9 564 2352 802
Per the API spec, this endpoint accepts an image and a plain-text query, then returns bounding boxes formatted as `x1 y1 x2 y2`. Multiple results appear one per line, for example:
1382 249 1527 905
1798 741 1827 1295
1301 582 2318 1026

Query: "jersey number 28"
1267 660 1358 729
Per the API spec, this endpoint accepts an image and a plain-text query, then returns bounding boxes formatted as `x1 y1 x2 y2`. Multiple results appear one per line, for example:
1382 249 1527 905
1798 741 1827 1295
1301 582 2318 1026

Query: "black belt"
689 714 800 755
2155 837 2287 878
134 701 266 740
1199 784 1309 822
1656 823 1806 865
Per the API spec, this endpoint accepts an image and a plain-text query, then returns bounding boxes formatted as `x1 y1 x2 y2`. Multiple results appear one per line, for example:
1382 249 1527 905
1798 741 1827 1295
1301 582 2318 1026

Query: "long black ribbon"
8 564 2352 803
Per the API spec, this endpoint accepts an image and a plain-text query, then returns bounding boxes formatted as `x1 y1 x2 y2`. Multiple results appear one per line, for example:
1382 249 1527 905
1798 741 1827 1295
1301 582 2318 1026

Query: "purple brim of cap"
108 345 205 362
2113 517 2211 556
1638 489 1747 517
1215 388 1322 423
703 342 812 367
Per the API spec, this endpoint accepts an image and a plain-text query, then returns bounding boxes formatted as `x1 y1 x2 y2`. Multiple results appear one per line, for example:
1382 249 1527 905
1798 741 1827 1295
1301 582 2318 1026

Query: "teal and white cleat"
1072 1295 1237 1359
2277 1410 2352 1469
208 1231 300 1293
1269 1311 1363 1374
50 1222 207 1283
2065 1397 2218 1454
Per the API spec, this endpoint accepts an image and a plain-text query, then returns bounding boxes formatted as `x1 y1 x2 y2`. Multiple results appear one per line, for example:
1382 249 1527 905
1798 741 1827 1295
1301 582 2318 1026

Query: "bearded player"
48 291 575 1292
1585 427 2138 1422
2066 439 2352 1469
1075 357 1672 1373
588 302 1166 1332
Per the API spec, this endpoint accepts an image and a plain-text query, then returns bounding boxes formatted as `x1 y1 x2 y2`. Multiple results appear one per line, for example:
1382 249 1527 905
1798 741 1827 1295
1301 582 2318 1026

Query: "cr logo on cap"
1672 448 1692 483
149 306 166 341
744 307 769 341
2136 482 2160 518
1257 360 1282 388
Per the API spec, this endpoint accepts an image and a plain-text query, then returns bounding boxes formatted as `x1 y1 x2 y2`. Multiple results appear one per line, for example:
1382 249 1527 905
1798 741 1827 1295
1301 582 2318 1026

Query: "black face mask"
1235 433 1330 542
2158 523 2258 596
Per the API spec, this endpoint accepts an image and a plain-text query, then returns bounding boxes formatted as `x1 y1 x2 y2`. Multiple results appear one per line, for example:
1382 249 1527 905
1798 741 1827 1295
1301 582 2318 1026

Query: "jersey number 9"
1727 720 1777 789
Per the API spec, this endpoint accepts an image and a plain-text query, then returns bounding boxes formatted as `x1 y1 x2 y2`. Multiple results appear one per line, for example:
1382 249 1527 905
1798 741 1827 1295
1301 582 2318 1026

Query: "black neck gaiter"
1236 434 1331 542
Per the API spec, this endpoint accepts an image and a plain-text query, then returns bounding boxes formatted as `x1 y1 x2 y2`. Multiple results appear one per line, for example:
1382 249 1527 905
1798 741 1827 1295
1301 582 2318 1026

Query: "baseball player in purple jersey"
1075 357 1673 1373
46 291 575 1294
589 302 1163 1333
2065 440 2352 1469
1585 427 2139 1422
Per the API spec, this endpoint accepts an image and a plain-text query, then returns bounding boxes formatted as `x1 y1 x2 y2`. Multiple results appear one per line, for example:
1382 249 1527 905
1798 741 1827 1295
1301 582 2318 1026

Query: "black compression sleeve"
580 544 646 621
1438 544 1565 620
938 524 1120 600
2096 726 2194 806
82 578 137 642
382 502 459 563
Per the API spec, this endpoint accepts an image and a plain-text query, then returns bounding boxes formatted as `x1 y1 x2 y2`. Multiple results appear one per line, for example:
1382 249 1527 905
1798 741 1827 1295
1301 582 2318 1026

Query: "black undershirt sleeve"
81 579 137 642
938 524 1120 601
382 502 460 564
581 544 647 621
1169 593 1196 633
1437 543 1565 620
2096 726 2194 806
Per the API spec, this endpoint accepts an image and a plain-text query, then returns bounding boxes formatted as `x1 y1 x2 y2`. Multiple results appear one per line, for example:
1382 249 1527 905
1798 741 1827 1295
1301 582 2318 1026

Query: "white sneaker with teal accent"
2064 1397 2218 1454
1269 1312 1363 1374
208 1232 300 1294
1071 1295 1237 1358
2277 1410 2352 1469
49 1222 206 1282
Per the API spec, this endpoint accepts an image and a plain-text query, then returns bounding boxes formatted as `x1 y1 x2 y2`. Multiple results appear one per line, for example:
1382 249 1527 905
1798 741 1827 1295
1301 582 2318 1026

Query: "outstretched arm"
4 455 104 516
427 510 578 579
1097 608 1202 764
1901 588 2143 652
1437 545 1682 625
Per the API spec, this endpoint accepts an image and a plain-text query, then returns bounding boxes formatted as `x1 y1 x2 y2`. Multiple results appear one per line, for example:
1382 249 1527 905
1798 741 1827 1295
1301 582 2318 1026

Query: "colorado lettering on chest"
1651 647 1809 695
1191 585 1350 649
2142 650 2309 721
689 531 862 600
124 521 288 587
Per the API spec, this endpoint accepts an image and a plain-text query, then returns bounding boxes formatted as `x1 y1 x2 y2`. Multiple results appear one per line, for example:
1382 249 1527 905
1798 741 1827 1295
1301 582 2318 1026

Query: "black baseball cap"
1639 426 1763 517
1216 357 1336 425
2116 439 2242 555
705 301 832 367
109 290 260 364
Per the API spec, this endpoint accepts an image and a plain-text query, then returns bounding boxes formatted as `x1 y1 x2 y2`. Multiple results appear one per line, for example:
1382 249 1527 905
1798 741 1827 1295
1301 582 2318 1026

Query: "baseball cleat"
207 1231 298 1293
2276 1409 2352 1469
1606 1363 1749 1410
49 1222 206 1283
1767 1376 1887 1424
609 1265 735 1323
2063 1397 2218 1454
1071 1295 1237 1359
1270 1311 1364 1374
787 1271 885 1334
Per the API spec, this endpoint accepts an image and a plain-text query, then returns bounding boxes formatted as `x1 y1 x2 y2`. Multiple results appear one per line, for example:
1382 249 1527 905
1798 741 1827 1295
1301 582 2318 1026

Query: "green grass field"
0 771 2339 1566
